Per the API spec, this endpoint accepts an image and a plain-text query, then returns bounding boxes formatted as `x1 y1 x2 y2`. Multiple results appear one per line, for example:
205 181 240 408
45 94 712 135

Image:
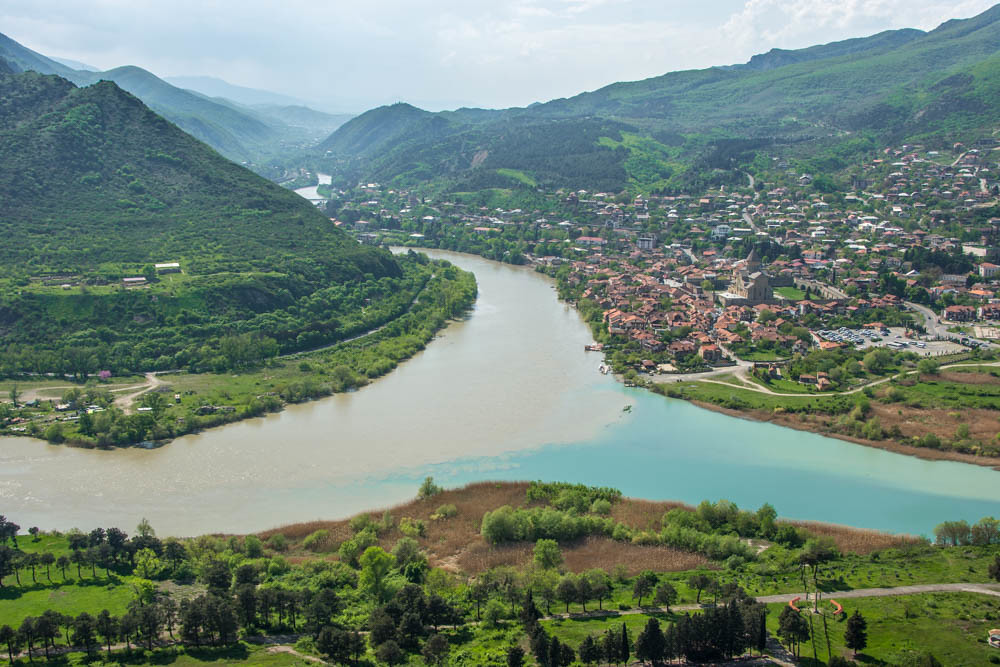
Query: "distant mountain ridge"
316 4 1000 193
0 32 345 163
165 74 307 108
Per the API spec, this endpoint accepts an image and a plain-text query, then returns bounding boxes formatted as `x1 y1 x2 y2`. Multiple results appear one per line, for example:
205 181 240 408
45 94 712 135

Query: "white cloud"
721 0 998 55
0 0 995 111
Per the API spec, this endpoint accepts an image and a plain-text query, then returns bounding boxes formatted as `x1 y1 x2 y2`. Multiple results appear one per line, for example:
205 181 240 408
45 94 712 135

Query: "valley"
2 5 1000 664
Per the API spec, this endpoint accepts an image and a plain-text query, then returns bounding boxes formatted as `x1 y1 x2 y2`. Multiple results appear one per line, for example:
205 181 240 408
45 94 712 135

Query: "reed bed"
256 482 920 572
789 520 923 554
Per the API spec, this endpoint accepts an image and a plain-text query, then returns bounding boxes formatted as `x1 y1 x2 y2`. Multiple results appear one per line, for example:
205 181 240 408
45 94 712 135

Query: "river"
293 172 332 202
1 250 998 536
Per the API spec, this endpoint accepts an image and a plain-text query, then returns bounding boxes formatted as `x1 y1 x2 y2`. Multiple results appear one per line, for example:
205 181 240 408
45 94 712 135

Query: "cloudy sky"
2 0 996 112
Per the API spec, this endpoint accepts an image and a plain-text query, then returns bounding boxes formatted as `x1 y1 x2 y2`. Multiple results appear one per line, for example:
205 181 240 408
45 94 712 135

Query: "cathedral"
721 249 773 305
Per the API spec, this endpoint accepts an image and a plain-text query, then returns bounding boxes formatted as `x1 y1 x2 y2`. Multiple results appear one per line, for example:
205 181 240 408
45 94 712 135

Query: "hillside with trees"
0 68 454 381
315 4 1000 194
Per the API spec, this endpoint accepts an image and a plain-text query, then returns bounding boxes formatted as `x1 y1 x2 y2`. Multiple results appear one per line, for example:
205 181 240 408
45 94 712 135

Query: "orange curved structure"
789 596 801 612
830 600 843 615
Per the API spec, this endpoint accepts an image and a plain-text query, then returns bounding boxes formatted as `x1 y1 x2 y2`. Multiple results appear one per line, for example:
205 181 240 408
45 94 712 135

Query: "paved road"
906 300 998 349
693 360 1000 397
755 582 1000 604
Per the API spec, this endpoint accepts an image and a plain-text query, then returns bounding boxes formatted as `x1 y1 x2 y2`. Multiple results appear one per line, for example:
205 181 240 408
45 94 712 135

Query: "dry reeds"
560 537 710 575
791 520 923 555
611 498 688 531
253 481 920 573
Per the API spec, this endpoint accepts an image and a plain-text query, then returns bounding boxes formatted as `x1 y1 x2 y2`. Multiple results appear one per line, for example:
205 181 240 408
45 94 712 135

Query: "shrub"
267 534 288 552
399 517 426 538
243 535 264 558
303 529 330 552
590 499 612 515
431 504 458 520
418 476 442 499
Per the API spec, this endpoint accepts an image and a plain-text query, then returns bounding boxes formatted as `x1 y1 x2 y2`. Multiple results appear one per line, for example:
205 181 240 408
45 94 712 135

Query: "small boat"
622 405 632 413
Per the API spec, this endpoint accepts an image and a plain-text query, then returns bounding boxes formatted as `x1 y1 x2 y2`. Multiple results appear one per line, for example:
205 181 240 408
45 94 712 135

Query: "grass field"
775 286 809 301
0 577 133 628
765 592 1000 665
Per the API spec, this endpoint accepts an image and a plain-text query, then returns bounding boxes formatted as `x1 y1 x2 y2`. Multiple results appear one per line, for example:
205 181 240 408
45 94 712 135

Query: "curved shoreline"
688 398 1000 471
0 264 477 451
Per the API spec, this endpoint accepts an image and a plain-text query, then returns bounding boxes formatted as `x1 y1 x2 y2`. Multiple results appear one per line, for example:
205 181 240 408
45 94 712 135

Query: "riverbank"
398 243 1000 470
4 480 997 666
0 259 477 450
683 396 1000 471
260 481 925 576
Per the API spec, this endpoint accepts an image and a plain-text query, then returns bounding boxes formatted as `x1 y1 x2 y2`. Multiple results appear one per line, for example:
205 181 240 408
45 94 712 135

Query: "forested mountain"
0 32 336 163
0 67 406 373
316 4 1000 193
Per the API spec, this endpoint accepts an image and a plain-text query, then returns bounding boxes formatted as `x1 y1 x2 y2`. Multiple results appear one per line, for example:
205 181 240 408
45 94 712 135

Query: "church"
719 249 774 306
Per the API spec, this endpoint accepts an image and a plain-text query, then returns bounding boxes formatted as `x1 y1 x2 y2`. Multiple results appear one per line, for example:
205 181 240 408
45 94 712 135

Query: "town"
313 140 1000 386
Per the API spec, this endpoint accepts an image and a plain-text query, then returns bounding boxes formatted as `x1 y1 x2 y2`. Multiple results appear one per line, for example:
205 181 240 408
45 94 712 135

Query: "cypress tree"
845 609 868 657
619 622 631 664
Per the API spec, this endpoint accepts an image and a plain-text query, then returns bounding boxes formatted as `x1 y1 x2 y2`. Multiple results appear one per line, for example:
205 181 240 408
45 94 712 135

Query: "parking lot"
816 326 965 356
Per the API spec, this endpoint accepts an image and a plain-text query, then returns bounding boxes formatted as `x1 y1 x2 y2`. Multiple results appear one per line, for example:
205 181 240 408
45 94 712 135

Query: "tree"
533 539 563 570
601 628 620 665
845 609 868 657
359 546 395 603
56 554 70 580
971 517 1000 546
0 547 14 588
39 552 55 583
635 617 665 665
633 570 658 606
687 573 712 604
654 582 678 611
72 612 98 657
135 517 156 539
317 626 354 665
17 618 36 661
989 555 1000 582
917 358 940 376
506 645 525 667
422 633 450 665
96 610 118 657
549 636 574 667
618 622 631 665
579 634 602 664
375 639 405 665
799 538 838 612
777 606 810 657
556 575 578 614
35 611 59 659
134 602 162 650
0 624 22 666
201 559 232 593
134 547 161 579
585 569 611 610
418 476 442 499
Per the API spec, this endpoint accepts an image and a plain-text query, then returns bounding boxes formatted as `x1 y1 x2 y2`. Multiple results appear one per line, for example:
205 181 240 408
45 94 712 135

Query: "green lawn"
766 593 1000 665
0 576 134 628
542 610 676 645
775 286 809 301
659 379 849 412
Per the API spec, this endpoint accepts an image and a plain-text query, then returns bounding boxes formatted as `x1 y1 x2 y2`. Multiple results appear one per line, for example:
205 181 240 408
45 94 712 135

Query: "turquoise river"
0 249 998 536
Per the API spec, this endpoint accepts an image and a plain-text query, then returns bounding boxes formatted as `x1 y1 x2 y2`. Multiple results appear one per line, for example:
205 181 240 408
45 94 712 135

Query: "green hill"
0 68 407 375
315 4 1000 193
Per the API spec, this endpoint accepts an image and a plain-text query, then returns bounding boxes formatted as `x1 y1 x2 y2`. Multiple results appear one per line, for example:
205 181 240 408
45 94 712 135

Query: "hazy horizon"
3 0 997 113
